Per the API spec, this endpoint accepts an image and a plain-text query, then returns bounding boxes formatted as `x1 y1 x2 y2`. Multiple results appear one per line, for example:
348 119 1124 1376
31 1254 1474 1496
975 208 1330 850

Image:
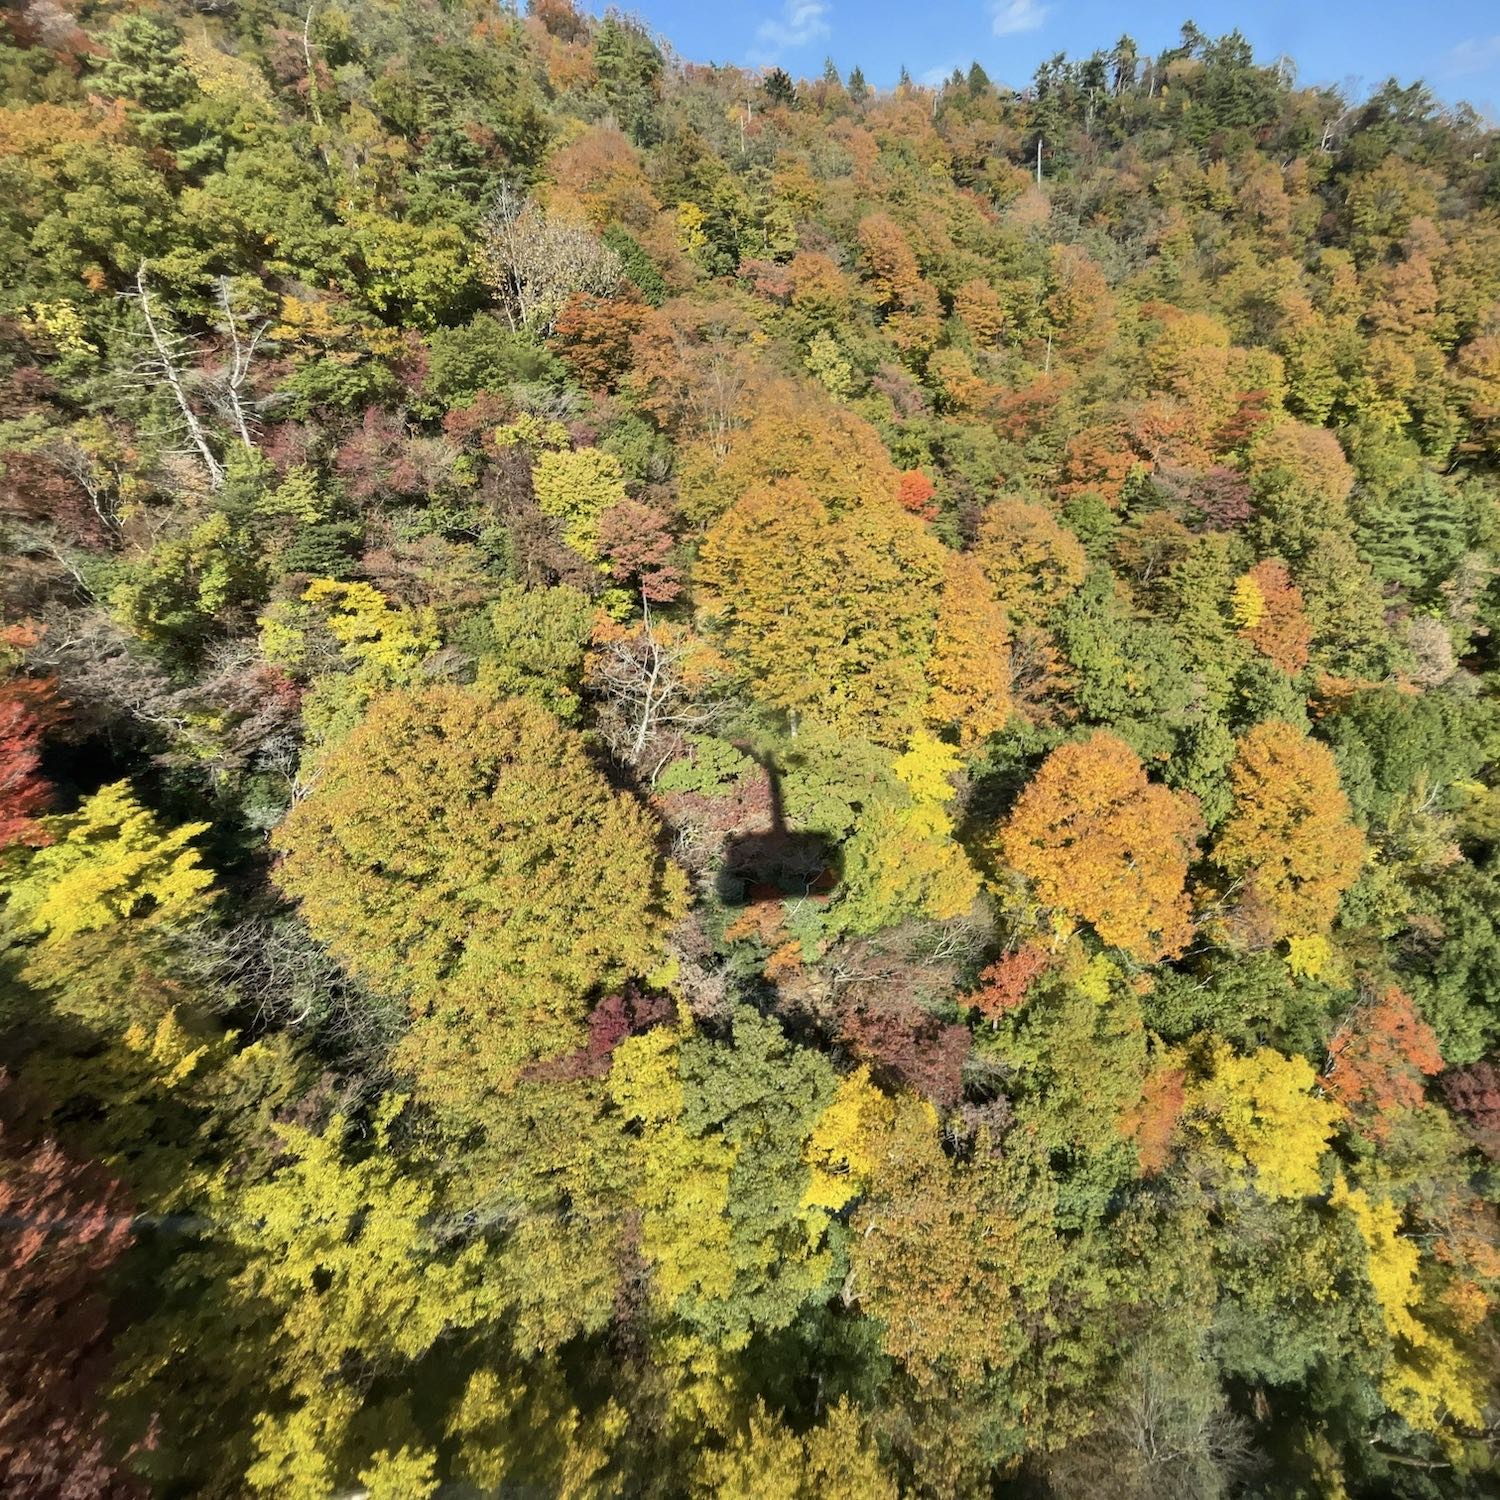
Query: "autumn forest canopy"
3 2 1500 1495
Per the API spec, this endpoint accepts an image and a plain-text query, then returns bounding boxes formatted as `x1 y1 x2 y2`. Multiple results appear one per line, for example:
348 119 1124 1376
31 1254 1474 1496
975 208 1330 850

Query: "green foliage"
1322 686 1497 827
423 315 564 407
469 582 594 720
4 5 1500 1494
110 514 263 656
273 685 686 1079
657 735 755 795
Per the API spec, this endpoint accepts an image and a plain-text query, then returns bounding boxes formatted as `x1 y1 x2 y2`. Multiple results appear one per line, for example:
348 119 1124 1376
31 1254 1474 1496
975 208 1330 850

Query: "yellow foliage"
24 300 97 356
1286 933 1332 978
694 1398 897 1500
260 579 438 681
358 1446 439 1500
180 33 276 105
973 501 1088 626
306 579 439 674
697 479 943 744
495 412 570 451
1189 1042 1339 1199
1215 721 1366 939
837 787 980 934
677 200 709 255
925 551 1012 746
893 731 962 805
532 447 629 560
1333 1175 1486 1433
1231 572 1266 630
121 1009 220 1092
802 1066 899 1214
609 1028 739 1320
4 780 213 944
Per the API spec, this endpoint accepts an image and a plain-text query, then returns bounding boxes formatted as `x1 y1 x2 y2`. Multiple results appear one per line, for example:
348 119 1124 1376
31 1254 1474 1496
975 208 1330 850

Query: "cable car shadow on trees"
714 751 842 909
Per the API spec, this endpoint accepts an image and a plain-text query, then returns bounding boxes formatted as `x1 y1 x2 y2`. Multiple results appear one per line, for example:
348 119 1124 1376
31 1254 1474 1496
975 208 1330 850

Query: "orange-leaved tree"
1213 720 1366 941
1324 984 1444 1140
1234 558 1311 676
996 730 1203 963
676 378 901 526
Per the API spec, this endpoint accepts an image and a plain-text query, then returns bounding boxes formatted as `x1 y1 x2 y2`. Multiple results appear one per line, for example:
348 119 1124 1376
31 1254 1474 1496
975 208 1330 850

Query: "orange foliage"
1241 559 1311 676
998 731 1203 963
553 289 647 390
1121 1064 1187 1175
857 213 941 358
1046 244 1117 361
928 348 995 415
0 103 125 166
993 373 1075 445
627 298 761 449
677 378 901 525
967 942 1050 1022
1215 721 1366 940
1059 422 1138 505
857 213 926 314
546 125 659 230
954 277 1005 345
786 251 854 330
1324 985 1444 1140
895 469 936 519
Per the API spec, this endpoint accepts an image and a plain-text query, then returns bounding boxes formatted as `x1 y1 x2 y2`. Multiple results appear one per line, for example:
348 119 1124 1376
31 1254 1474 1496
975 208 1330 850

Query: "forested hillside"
2 3 1499 1494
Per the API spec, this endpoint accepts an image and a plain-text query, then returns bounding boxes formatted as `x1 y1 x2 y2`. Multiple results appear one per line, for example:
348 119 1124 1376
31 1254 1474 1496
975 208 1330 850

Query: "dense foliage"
1 3 1498 1494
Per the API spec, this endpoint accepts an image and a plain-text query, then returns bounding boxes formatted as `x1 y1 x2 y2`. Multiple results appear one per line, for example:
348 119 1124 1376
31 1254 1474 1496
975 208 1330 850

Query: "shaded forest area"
2 2 1500 1495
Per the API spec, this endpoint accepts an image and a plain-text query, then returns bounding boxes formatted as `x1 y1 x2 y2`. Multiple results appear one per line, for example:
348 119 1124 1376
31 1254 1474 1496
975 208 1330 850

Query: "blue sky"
597 1 1500 120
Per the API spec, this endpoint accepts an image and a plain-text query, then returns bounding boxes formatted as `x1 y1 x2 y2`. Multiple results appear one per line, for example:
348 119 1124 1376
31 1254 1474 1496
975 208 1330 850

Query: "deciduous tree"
1213 721 1366 940
697 480 943 743
925 552 1012 746
272 686 687 1077
997 732 1203 963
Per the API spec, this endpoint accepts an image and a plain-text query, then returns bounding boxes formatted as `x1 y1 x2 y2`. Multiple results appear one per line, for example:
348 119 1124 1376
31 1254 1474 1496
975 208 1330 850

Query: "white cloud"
754 0 831 59
990 0 1050 38
920 61 962 88
1442 34 1500 79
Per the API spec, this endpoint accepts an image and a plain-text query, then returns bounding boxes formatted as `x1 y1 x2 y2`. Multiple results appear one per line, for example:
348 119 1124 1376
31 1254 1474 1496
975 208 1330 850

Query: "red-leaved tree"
0 1076 140 1497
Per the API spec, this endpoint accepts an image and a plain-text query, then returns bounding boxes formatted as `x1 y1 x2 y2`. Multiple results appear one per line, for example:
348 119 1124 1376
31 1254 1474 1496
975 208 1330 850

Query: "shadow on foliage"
713 752 842 908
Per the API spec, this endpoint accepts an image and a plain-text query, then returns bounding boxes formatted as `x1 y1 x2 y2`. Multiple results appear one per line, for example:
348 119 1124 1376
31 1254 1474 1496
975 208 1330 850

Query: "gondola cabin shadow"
714 752 841 908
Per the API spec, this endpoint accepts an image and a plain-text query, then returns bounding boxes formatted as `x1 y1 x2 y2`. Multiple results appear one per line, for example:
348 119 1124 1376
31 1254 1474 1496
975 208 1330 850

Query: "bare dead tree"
586 608 728 770
1046 1353 1252 1500
479 182 622 335
40 436 124 543
209 276 272 454
124 264 224 489
300 0 325 129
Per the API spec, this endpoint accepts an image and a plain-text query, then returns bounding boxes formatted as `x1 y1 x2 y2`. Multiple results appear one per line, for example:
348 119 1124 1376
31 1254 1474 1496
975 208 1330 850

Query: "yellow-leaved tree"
696 480 944 744
833 733 980 935
1188 1041 1340 1199
1331 1174 1488 1436
3 779 212 944
925 551 1012 747
272 685 686 1091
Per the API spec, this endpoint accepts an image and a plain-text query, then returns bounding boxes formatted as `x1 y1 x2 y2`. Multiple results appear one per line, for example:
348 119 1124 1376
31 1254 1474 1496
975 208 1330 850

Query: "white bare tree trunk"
133 265 224 489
